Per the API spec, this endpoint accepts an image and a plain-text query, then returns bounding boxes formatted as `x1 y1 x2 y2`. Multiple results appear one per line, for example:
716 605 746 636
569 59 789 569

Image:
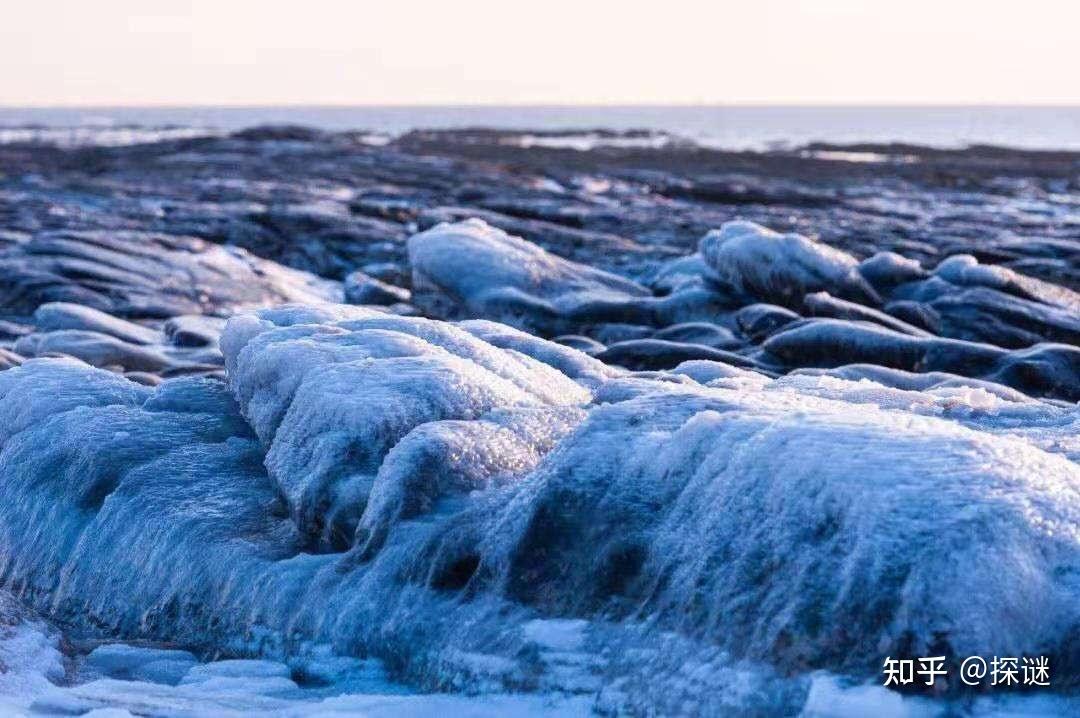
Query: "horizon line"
4 101 1080 111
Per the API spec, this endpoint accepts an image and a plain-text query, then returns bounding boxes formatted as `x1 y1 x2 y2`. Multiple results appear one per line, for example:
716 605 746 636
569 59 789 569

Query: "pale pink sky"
3 0 1078 106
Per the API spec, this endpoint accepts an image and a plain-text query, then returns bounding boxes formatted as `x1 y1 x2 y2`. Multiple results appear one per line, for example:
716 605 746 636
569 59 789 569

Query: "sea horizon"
3 103 1079 151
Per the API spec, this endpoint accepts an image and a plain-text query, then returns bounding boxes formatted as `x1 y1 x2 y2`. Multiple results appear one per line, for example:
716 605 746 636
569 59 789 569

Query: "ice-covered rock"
857 251 929 296
343 270 412 306
0 230 340 319
407 218 654 333
0 348 24 371
652 321 741 349
803 291 931 337
0 307 1077 709
735 303 802 341
163 315 227 348
699 221 881 308
221 305 592 547
14 330 176 374
476 378 1080 673
905 283 1080 349
14 313 226 380
762 318 1080 401
595 338 761 372
934 254 1080 311
33 303 159 345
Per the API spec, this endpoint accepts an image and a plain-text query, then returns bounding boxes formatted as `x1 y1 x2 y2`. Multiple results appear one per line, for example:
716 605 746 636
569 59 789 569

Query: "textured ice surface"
2 130 1079 713
220 305 590 546
408 218 653 333
761 318 1080 401
700 221 881 308
0 304 1077 714
0 230 340 319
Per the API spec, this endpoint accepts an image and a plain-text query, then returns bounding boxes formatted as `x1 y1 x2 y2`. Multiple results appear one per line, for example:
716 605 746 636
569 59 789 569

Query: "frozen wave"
0 304 1077 711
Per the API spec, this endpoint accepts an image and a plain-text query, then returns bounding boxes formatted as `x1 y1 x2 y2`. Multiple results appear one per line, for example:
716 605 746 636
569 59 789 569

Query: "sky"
3 0 1079 106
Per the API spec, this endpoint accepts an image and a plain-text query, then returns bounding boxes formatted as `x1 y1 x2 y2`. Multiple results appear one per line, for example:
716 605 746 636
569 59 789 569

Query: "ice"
933 254 1080 311
0 230 340 319
458 319 619 387
86 644 198 681
15 330 176 373
220 306 591 546
181 659 293 684
761 318 1080 401
3 120 1079 714
857 251 929 296
476 377 1080 674
343 270 412 306
699 221 881 308
735 302 802 341
521 619 587 652
803 291 931 337
0 348 24 371
407 218 654 333
1 310 1076 709
13 306 228 385
163 315 228 348
33 302 160 345
652 321 742 349
594 338 762 372
0 591 67 713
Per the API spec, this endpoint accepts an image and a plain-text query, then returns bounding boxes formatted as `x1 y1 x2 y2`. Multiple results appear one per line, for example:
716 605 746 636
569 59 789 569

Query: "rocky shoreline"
0 127 1077 714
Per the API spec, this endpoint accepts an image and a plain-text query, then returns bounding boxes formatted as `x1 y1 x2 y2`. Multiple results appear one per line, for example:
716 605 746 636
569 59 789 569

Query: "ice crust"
0 230 340 319
408 218 652 332
407 218 728 335
1 212 1079 713
1 301 1077 709
221 306 591 547
699 220 882 308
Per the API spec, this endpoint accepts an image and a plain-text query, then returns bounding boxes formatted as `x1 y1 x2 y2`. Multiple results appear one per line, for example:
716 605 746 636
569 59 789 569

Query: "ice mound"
407 218 655 333
0 306 1076 708
0 230 340 319
221 304 592 547
761 318 1080 401
10 302 227 383
471 378 1080 674
933 254 1080 312
699 221 881 308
